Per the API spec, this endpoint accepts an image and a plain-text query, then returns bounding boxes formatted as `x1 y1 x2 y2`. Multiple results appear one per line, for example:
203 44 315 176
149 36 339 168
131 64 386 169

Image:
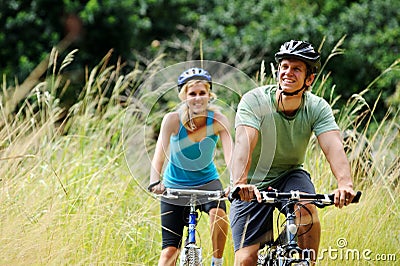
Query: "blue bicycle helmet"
275 40 321 74
177 67 212 91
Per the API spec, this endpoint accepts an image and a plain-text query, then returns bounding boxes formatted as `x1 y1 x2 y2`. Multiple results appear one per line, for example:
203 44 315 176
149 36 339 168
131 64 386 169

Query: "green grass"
0 49 398 265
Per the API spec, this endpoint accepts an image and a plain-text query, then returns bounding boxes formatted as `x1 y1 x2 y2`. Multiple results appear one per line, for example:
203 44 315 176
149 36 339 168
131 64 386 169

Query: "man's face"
278 59 314 92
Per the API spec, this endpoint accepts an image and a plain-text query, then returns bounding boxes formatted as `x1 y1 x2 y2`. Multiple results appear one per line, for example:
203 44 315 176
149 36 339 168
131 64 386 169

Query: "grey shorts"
229 169 316 251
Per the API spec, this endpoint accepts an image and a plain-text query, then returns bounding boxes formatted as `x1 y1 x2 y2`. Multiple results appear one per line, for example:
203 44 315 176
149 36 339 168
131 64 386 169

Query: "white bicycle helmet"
177 67 212 91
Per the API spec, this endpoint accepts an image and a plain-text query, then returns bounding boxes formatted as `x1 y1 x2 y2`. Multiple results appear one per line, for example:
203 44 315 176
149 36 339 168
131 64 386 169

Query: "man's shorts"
229 169 316 251
160 179 227 249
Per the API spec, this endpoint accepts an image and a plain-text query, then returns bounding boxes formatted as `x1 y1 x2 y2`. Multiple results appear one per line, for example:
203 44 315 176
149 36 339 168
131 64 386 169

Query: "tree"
0 0 64 81
324 0 400 108
1 0 398 120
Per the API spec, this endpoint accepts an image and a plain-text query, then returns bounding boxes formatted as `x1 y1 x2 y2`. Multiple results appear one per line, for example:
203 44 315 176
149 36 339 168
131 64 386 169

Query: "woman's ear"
178 90 186 101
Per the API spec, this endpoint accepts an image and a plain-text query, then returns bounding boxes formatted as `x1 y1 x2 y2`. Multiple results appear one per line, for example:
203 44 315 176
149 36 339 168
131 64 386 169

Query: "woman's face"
185 82 210 115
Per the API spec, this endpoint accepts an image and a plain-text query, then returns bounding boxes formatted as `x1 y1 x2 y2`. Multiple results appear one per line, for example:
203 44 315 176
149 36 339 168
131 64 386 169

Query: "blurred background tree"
0 0 399 118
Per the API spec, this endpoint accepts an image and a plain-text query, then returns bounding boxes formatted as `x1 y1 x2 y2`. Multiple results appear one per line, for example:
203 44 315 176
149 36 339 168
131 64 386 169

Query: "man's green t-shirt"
235 85 339 189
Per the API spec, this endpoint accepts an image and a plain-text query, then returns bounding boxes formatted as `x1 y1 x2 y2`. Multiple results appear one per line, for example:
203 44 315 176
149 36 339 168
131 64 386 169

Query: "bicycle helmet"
177 67 212 92
275 40 321 74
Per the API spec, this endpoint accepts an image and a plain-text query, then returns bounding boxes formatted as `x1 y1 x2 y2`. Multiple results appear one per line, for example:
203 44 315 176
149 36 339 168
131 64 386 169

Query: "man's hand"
333 185 356 208
232 184 262 203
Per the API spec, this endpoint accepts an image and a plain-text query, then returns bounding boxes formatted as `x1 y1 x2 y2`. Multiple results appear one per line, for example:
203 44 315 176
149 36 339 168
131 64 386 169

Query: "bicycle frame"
187 201 197 244
260 198 312 266
162 188 226 266
230 188 362 266
180 193 203 266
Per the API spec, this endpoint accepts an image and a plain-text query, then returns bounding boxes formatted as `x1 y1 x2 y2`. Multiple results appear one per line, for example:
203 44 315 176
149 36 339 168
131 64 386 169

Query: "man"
229 40 356 265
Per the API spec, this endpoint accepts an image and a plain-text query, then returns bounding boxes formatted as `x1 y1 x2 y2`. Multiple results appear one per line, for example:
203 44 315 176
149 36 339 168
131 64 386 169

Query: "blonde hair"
177 80 219 131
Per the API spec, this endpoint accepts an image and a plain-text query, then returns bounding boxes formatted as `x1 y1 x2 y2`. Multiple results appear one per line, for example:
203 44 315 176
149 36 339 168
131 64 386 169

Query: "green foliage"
325 0 400 105
167 0 327 72
0 0 63 81
0 0 399 121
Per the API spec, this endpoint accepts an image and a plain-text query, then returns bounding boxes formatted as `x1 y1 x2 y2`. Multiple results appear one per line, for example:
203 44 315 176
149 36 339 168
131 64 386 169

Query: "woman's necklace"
187 111 207 131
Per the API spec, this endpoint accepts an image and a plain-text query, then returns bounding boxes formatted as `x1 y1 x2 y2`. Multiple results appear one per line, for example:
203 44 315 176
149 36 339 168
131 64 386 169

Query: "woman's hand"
148 180 165 194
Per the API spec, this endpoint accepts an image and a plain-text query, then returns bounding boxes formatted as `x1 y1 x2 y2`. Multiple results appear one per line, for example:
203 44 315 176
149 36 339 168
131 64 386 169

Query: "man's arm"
317 130 356 208
231 125 262 201
214 112 233 171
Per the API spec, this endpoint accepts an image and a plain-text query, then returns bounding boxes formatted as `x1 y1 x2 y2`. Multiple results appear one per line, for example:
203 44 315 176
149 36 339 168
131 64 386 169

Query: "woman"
149 67 232 266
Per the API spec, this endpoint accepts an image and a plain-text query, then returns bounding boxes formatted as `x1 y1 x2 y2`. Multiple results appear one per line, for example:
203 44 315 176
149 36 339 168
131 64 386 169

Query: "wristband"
147 180 161 192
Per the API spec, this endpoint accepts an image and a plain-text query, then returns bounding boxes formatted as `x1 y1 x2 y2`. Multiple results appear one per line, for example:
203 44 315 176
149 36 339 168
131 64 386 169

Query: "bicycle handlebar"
162 188 227 200
229 187 362 207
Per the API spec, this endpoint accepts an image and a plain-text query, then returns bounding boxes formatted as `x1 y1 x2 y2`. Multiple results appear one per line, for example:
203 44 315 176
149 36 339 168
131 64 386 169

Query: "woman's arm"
149 112 178 193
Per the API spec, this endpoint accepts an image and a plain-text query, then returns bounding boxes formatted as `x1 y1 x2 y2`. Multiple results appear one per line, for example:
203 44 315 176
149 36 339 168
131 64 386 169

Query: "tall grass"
0 45 398 266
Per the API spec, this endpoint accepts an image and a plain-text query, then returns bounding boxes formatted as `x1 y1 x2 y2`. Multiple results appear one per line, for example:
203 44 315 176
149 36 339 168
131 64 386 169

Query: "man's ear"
305 73 315 86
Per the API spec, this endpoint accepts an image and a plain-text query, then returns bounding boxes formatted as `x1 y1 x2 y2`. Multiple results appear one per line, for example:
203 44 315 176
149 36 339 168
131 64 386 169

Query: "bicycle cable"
276 201 314 241
295 202 314 238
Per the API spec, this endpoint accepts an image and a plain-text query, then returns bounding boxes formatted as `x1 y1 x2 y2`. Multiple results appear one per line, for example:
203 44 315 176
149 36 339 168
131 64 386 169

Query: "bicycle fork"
180 197 202 266
284 203 298 249
188 204 197 244
280 202 311 266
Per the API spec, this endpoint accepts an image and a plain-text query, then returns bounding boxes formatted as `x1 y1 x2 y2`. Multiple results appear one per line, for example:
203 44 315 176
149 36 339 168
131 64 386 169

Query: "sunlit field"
0 49 398 265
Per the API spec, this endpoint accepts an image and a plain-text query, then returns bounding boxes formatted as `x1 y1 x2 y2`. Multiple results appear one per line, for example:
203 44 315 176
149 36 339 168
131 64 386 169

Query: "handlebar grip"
351 191 362 203
327 190 362 204
228 186 242 201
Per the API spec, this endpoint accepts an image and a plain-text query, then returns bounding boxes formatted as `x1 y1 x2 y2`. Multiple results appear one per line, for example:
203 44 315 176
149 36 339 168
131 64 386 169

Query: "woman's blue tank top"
163 111 220 188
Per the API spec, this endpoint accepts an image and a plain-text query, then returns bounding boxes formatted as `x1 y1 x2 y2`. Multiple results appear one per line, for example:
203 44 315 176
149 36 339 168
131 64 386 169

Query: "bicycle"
161 188 227 266
230 187 362 266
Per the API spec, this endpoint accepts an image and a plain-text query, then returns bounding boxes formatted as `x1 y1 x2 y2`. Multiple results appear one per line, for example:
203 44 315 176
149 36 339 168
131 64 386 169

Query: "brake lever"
228 186 241 202
313 200 333 209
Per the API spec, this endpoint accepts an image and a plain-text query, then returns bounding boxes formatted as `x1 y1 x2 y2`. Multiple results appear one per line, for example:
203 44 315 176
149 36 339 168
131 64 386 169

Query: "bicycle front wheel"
180 244 202 266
